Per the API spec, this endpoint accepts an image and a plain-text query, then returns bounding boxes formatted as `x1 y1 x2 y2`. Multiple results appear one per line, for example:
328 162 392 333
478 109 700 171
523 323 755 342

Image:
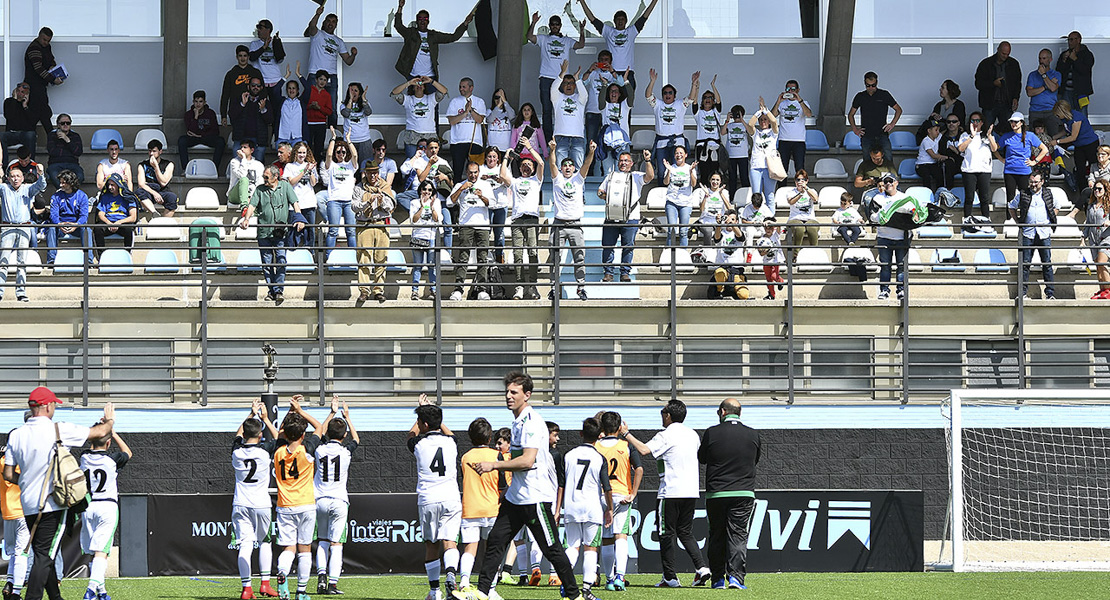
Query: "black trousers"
476 501 578 597
23 510 65 600
706 496 755 584
657 497 707 580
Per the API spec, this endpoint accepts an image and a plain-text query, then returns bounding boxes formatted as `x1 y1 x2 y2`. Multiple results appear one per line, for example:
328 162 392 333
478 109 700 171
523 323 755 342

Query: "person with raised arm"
578 0 660 90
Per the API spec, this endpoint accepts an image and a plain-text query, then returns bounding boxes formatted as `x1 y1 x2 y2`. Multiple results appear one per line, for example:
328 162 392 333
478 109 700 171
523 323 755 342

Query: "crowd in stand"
1 10 1108 303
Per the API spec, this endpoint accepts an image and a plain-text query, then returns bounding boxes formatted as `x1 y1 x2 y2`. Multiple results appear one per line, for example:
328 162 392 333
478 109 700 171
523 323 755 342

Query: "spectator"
939 113 965 190
479 148 510 262
304 71 333 162
645 68 696 184
739 192 773 243
509 104 547 168
6 148 41 184
134 139 178 218
3 389 114 600
2 83 37 166
395 139 453 227
772 79 813 177
994 112 1048 207
1053 98 1100 193
756 220 786 300
832 192 863 246
583 51 621 173
707 209 746 267
45 169 92 265
339 82 374 162
220 45 264 127
528 12 586 143
406 180 441 301
1030 119 1059 183
448 162 493 301
92 174 138 259
249 19 286 108
1085 179 1110 299
579 0 660 90
854 147 896 206
0 163 46 302
502 139 544 300
230 77 273 163
957 112 994 219
320 132 359 256
848 71 902 161
272 141 293 172
227 140 265 210
394 0 473 83
744 98 779 198
44 114 82 187
23 28 61 139
697 399 760 591
274 63 309 150
692 75 725 184
178 90 225 171
1056 31 1095 116
915 120 946 192
351 163 395 304
392 77 447 160
1075 145 1110 219
547 139 597 301
874 175 911 300
662 146 698 247
975 42 1021 129
304 5 357 122
551 61 589 170
599 150 653 283
238 165 303 304
487 89 515 154
95 139 132 192
282 142 320 240
597 77 634 175
1026 49 1062 138
785 169 819 261
1008 170 1057 300
928 80 966 127
722 105 750 196
693 172 731 245
368 139 398 188
447 78 488 182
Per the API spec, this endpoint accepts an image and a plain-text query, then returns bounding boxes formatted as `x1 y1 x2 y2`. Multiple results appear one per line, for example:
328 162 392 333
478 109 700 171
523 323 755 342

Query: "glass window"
994 3 1110 39
0 341 40 388
546 0 662 39
809 338 872 392
355 1 475 39
966 339 1019 389
853 0 986 39
398 341 442 392
747 339 788 392
558 339 615 393
908 338 964 391
189 0 328 38
458 339 524 394
46 342 104 395
667 0 802 38
12 0 159 36
106 340 174 396
1094 340 1110 388
619 340 670 392
680 339 743 392
1028 339 1090 389
331 340 395 395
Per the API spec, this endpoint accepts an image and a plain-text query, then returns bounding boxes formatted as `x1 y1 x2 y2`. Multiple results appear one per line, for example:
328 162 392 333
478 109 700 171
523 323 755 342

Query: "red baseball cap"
28 387 62 407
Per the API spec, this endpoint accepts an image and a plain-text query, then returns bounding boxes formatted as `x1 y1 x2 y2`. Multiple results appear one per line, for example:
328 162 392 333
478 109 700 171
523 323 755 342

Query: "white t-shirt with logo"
648 97 691 140
506 405 555 505
774 96 809 143
447 95 488 147
750 127 778 169
479 164 511 210
693 106 724 141
322 160 358 202
410 199 440 243
449 179 493 226
552 80 588 139
5 417 91 516
666 164 696 207
724 122 750 158
552 173 586 221
602 100 632 135
308 30 347 75
645 422 701 499
584 70 619 114
248 38 283 85
536 34 573 79
602 24 639 72
510 175 542 220
788 189 817 221
411 32 434 77
284 161 318 209
959 133 994 173
403 94 438 135
487 105 515 152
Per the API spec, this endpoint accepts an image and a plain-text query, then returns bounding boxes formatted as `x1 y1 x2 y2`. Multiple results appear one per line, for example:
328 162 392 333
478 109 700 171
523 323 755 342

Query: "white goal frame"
947 388 1110 572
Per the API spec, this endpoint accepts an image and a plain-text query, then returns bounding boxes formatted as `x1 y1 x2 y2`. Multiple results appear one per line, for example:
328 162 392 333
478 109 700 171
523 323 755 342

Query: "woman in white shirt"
744 97 779 197
390 76 448 159
663 145 698 247
957 111 994 219
486 89 516 153
408 180 442 301
321 132 359 255
598 78 634 175
283 142 319 245
785 169 820 260
340 82 374 165
645 68 697 184
692 74 724 185
693 172 733 244
479 147 512 262
721 105 751 197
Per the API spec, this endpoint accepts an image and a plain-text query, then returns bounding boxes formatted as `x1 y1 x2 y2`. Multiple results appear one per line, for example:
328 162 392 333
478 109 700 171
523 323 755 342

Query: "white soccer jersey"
313 438 357 503
646 422 702 499
409 432 461 506
506 405 555 505
79 450 128 503
562 445 610 524
233 437 277 509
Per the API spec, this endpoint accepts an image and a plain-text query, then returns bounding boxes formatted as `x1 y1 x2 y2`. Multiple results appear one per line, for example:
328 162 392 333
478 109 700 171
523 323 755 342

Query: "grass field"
56 572 1110 600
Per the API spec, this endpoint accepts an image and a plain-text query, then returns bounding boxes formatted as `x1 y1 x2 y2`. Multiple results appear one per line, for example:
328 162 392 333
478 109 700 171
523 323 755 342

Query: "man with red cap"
2 388 114 600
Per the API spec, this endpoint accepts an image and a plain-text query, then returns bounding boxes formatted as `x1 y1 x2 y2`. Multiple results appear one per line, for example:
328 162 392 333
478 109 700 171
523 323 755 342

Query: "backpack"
487 265 506 300
708 265 749 300
48 423 88 508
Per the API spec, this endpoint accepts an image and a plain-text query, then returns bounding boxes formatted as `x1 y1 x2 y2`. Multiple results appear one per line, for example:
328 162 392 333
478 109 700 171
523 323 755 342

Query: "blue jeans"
539 77 556 142
326 200 357 253
44 226 94 263
258 234 287 294
410 245 438 288
653 135 688 185
876 236 910 295
555 135 586 170
1020 233 1055 297
490 207 508 262
664 202 693 247
602 219 639 276
860 134 892 162
395 190 419 213
750 166 775 197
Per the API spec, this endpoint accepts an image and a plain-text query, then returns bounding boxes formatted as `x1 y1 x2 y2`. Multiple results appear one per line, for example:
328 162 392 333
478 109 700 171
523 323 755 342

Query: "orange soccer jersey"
0 457 21 520
461 447 502 519
595 439 634 497
274 443 315 508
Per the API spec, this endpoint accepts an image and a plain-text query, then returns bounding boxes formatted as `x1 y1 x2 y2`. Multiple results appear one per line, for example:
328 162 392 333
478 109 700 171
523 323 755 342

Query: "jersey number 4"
319 456 342 482
278 457 301 481
84 469 108 493
429 448 446 477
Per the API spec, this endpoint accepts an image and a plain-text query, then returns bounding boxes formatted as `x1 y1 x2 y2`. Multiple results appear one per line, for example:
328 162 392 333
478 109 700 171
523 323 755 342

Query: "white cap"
1009 111 1025 122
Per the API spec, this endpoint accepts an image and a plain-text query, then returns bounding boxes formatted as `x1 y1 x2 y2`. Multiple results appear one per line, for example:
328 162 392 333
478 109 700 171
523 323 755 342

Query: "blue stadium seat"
286 249 316 272
930 248 965 272
51 249 87 274
386 249 407 273
898 159 919 180
143 249 181 274
805 129 830 151
843 131 861 151
904 186 934 206
326 249 357 272
889 131 917 151
236 249 262 272
98 249 133 274
91 129 124 151
973 248 1009 273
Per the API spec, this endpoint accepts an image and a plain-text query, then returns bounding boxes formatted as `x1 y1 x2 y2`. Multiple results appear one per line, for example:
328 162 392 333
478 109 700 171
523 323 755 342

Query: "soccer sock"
600 544 615 581
238 544 255 587
6 556 13 584
89 555 108 593
277 549 294 578
296 552 312 591
459 552 475 586
582 549 598 586
443 548 459 585
14 553 28 592
316 543 329 575
259 543 273 583
614 537 629 577
328 545 343 585
515 545 528 575
425 560 441 589
530 544 542 571
565 545 580 571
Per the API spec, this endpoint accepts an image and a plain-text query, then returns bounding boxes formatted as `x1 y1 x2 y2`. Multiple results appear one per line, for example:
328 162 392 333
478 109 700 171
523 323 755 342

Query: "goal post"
946 389 1110 572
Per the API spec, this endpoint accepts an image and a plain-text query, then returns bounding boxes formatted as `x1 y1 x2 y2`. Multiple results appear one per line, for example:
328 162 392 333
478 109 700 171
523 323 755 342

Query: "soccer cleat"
654 577 680 588
296 592 311 600
605 579 617 592
3 581 12 600
325 585 344 595
318 573 328 594
487 590 504 600
444 579 457 598
499 572 515 586
242 587 256 600
548 575 561 586
259 582 280 598
275 574 289 600
425 590 443 600
83 590 97 600
693 568 712 587
581 589 601 600
711 578 727 590
516 575 529 587
726 575 746 590
96 592 111 600
529 568 542 586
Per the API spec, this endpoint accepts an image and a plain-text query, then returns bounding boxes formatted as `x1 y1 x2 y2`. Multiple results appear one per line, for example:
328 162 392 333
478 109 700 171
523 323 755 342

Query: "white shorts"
276 506 315 546
603 500 632 537
460 516 496 544
80 501 119 556
316 497 349 543
564 520 602 549
4 517 29 557
418 501 461 543
232 505 273 548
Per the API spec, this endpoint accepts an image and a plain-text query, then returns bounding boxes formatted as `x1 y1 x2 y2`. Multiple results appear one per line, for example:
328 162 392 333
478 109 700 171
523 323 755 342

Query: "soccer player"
1 429 29 600
458 371 581 600
274 396 322 600
458 418 504 591
409 394 462 600
232 400 280 600
555 418 613 600
543 421 564 587
313 396 359 595
595 411 643 591
78 428 132 600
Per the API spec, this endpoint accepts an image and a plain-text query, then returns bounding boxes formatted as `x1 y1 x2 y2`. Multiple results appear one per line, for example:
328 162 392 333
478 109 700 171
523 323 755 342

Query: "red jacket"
307 87 332 124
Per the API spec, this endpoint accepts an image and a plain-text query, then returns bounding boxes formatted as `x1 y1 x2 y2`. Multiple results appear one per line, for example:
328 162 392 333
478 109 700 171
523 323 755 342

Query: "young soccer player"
232 399 280 600
79 427 133 600
1 421 29 600
492 428 524 586
555 418 613 600
543 421 564 587
595 411 643 591
459 418 505 591
274 396 323 600
409 394 462 600
313 396 359 595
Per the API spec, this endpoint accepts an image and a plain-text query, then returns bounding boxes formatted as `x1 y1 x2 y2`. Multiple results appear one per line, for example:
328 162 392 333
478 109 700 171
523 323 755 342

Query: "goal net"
945 389 1110 571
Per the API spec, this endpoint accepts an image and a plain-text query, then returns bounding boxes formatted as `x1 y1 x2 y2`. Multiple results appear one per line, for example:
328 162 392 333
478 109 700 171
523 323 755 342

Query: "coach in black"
697 398 760 590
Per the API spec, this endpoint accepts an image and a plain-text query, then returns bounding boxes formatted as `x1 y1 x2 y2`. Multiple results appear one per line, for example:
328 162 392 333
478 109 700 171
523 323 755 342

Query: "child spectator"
756 219 785 300
832 192 863 245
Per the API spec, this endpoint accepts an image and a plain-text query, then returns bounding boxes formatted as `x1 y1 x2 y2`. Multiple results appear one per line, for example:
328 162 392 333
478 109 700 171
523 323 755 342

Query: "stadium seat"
904 186 934 206
185 159 219 179
97 249 133 274
907 248 926 272
843 131 861 151
386 248 407 273
646 187 667 211
1054 215 1083 238
133 129 168 150
1067 248 1094 273
1003 218 1020 239
962 221 997 239
1048 187 1073 211
732 187 753 207
144 217 183 241
185 187 221 210
326 248 357 272
7 251 43 275
889 131 916 151
805 129 830 151
368 129 384 144
796 247 833 272
917 220 954 238
852 159 863 175
973 248 1009 273
286 249 316 272
818 185 848 209
898 159 919 181
930 248 965 272
841 247 879 272
630 130 655 150
143 249 181 274
813 158 848 180
52 249 87 274
658 248 696 273
773 186 796 209
991 187 1014 208
189 217 225 240
90 129 124 151
236 248 262 272
234 217 258 241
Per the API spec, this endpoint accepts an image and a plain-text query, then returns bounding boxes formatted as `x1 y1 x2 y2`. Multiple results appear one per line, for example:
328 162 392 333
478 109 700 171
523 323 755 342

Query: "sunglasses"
865 83 877 88
946 120 960 124
970 118 983 123
58 121 71 125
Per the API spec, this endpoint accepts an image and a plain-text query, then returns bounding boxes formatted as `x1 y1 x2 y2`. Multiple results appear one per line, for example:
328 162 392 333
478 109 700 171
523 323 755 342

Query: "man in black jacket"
697 398 760 590
2 83 37 166
975 41 1022 129
1057 31 1096 116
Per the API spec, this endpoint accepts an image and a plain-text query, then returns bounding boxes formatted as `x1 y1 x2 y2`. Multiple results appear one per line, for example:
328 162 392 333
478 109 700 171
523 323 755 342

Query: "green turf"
57 571 1110 600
